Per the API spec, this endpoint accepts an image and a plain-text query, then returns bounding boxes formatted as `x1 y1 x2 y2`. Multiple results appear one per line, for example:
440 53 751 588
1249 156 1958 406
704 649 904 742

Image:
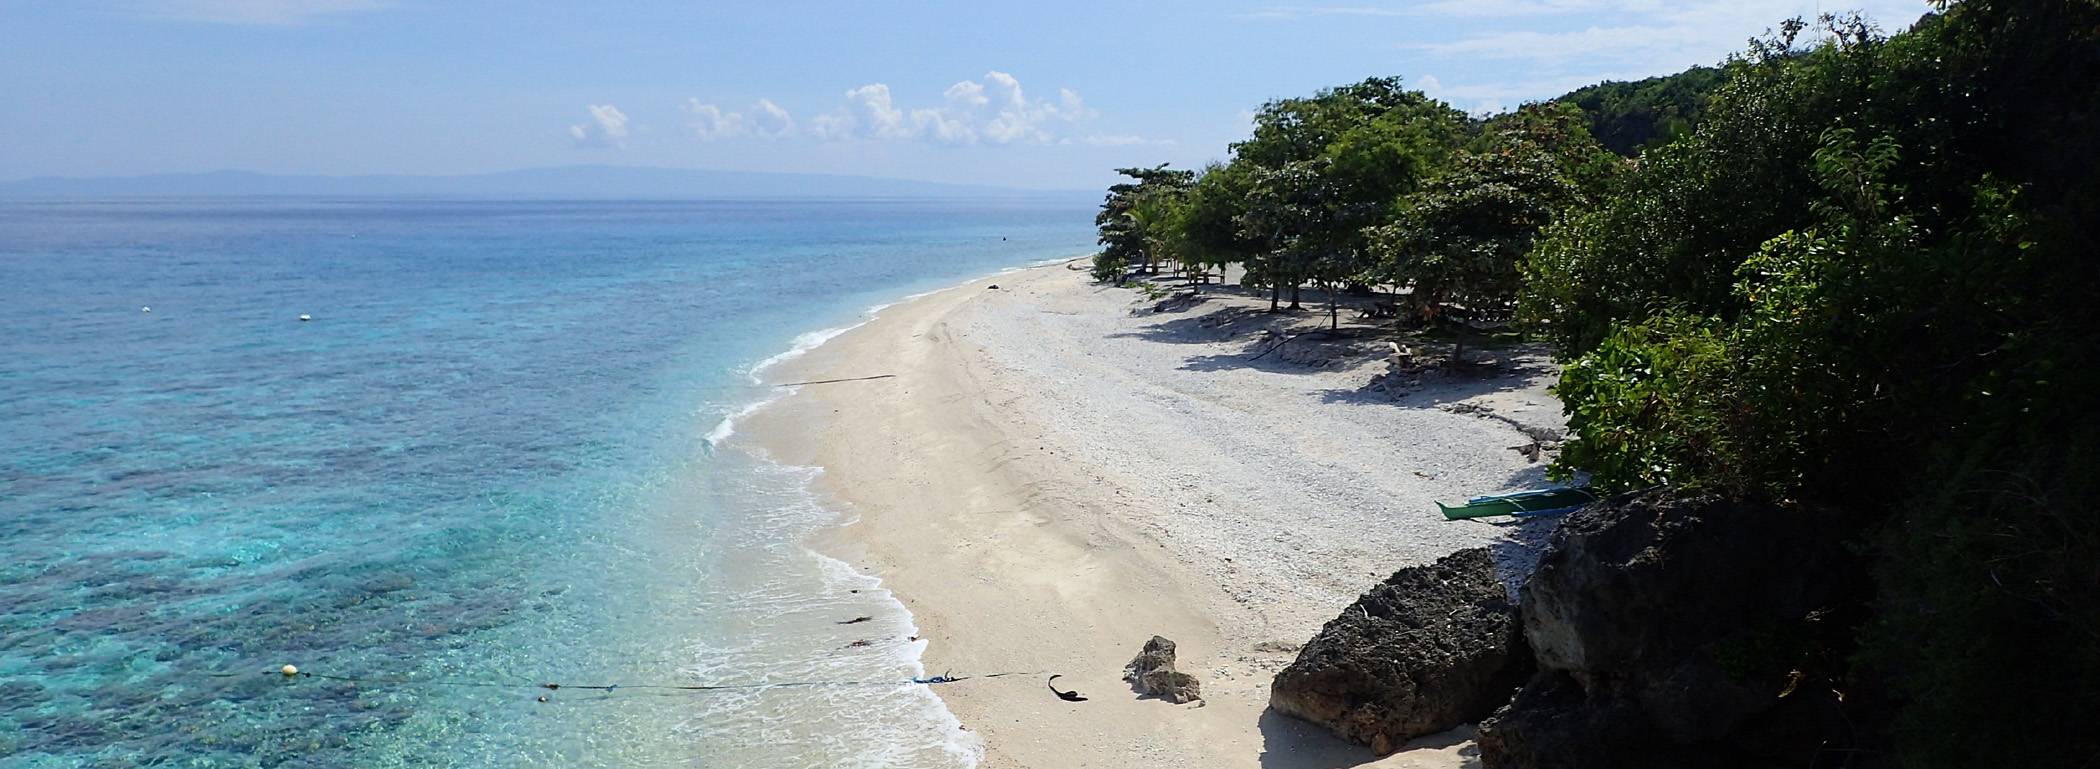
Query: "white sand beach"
747 261 1566 769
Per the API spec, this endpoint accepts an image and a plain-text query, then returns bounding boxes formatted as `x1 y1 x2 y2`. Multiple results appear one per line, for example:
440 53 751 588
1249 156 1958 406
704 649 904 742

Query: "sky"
0 0 1935 190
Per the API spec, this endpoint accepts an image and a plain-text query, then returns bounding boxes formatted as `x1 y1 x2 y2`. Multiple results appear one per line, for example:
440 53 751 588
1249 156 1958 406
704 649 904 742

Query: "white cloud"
1405 2 1926 69
1411 24 1694 62
751 99 795 138
569 104 629 148
842 83 912 139
682 98 795 140
1408 70 1677 111
1240 1 1924 23
808 70 1097 146
911 108 978 145
126 0 390 26
944 80 989 107
1239 1 1929 83
684 102 742 140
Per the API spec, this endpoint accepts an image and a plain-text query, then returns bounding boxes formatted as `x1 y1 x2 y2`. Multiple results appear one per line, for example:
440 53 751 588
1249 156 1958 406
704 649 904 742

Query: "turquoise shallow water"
0 197 1094 767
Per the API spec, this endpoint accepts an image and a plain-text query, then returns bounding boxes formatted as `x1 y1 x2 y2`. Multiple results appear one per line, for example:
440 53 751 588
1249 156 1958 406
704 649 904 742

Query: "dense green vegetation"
1555 66 1724 156
1531 6 2100 765
1095 1 2099 764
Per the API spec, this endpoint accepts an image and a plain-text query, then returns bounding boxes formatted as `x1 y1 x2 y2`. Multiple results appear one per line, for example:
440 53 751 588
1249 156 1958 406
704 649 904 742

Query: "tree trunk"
1270 280 1280 312
1289 282 1302 310
1328 290 1338 330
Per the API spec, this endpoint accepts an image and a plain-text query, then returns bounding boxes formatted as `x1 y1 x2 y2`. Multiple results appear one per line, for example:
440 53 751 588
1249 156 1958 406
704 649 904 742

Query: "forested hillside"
1094 2 2100 765
1555 66 1723 156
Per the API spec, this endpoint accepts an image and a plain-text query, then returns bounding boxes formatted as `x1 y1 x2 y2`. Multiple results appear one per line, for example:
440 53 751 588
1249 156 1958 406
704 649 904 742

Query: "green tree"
1528 5 2100 765
1230 77 1468 313
1557 66 1725 156
1092 164 1194 283
1171 161 1264 289
1367 135 1577 355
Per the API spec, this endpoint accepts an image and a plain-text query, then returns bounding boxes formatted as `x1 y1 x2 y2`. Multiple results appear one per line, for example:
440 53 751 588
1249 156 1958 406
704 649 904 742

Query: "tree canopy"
1093 2 2100 764
1523 6 2100 766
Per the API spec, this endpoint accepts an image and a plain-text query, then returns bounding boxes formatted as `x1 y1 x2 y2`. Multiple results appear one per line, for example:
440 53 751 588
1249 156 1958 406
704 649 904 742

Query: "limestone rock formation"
1124 635 1203 704
1478 491 1859 768
1269 548 1531 753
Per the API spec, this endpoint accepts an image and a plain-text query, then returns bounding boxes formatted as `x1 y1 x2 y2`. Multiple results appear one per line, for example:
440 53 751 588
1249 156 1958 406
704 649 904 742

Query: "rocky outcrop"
1270 548 1531 753
1125 635 1202 704
1477 492 1860 769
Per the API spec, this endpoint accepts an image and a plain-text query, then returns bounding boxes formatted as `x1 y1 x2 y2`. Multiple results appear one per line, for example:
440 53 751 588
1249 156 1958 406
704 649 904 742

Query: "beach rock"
1477 491 1861 768
1124 635 1203 703
1475 671 1657 769
1269 548 1531 754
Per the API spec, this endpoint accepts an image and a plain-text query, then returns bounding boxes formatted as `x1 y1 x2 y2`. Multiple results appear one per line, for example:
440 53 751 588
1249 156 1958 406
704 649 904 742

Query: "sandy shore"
746 261 1564 768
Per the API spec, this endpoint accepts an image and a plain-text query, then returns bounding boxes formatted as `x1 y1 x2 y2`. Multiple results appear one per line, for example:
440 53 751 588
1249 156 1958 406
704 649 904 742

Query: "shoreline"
742 261 1564 768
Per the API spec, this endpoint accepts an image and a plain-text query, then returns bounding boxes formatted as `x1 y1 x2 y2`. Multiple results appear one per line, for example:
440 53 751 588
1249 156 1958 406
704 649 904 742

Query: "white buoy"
141 306 151 313
281 664 299 677
298 314 312 322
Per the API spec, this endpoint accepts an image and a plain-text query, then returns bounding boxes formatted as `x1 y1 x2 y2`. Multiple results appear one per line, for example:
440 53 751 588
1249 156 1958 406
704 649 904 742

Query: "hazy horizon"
0 163 1105 197
0 1 1934 190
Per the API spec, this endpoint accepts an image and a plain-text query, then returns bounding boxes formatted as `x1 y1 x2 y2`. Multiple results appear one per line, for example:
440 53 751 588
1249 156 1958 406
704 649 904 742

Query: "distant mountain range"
0 165 1094 201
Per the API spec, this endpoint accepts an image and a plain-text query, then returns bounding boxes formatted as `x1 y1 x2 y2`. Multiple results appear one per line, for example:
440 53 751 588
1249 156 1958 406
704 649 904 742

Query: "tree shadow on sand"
1312 350 1557 408
1106 304 1296 346
1257 709 1483 769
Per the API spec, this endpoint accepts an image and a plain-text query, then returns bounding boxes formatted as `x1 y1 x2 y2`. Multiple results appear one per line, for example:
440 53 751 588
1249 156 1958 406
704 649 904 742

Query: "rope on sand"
769 373 896 388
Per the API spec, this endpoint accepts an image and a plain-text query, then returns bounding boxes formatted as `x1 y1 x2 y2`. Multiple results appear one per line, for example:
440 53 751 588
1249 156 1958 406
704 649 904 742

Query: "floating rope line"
686 373 897 392
7 667 1066 707
232 666 1047 698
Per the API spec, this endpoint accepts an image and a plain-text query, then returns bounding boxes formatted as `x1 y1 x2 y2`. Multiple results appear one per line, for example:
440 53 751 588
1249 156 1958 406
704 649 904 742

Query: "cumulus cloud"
751 99 795 137
682 98 796 140
809 70 1100 146
569 104 629 148
944 80 989 107
677 70 1141 147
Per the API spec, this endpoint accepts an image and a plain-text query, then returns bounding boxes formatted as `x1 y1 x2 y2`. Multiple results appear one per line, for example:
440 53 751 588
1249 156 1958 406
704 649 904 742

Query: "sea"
0 197 1096 768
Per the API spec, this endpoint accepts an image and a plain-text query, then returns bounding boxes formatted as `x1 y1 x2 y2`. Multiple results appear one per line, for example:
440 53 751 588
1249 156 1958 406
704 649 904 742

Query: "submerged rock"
1124 635 1203 704
1269 548 1530 754
1478 491 1860 768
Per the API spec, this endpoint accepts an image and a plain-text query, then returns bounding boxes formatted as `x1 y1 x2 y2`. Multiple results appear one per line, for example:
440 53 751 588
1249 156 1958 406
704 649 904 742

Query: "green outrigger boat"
1438 487 1599 520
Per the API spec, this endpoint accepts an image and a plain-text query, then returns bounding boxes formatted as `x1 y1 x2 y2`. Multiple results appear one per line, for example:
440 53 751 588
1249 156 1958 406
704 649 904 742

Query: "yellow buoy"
281 664 299 677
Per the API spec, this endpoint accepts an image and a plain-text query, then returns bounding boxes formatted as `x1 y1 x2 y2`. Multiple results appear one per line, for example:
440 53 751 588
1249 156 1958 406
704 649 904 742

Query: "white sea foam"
688 265 1051 765
702 323 863 449
701 276 984 450
672 451 981 767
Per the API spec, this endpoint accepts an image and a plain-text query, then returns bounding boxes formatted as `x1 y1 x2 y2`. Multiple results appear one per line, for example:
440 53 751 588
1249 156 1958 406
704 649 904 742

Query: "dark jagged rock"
1269 548 1531 753
1474 671 1664 769
1124 635 1202 703
1478 491 1861 768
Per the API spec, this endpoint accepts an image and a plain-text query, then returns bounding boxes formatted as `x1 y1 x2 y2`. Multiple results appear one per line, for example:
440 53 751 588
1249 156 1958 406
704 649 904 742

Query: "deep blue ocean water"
0 197 1095 767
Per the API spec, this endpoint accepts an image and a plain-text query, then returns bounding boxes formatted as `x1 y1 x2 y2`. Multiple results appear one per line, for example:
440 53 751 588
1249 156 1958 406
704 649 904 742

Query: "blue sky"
0 0 1932 189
